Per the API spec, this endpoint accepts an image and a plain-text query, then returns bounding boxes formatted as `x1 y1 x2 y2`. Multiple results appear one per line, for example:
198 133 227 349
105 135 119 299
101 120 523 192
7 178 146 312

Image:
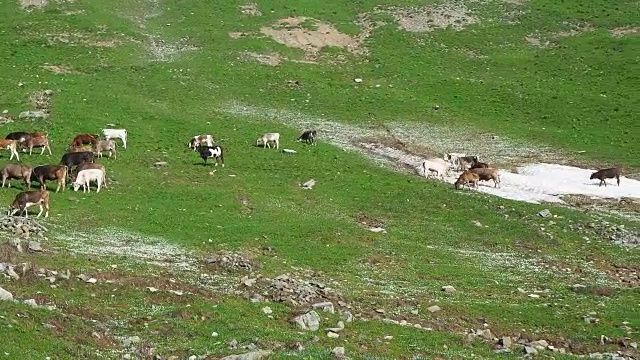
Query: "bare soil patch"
41 65 82 75
259 17 366 59
240 3 262 16
610 26 640 37
385 3 478 33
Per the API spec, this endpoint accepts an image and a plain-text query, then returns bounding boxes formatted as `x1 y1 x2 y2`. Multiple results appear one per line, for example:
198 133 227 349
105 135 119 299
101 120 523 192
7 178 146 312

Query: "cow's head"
72 181 82 192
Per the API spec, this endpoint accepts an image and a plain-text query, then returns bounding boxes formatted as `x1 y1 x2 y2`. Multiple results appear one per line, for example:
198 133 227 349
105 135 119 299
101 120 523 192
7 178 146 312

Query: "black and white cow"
197 145 224 167
297 130 317 145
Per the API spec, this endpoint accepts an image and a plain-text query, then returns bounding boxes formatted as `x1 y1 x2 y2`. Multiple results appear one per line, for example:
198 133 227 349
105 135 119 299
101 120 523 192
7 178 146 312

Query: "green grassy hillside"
0 0 638 359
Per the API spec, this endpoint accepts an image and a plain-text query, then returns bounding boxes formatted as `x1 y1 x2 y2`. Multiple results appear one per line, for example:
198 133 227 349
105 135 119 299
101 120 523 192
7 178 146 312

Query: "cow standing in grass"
197 145 224 167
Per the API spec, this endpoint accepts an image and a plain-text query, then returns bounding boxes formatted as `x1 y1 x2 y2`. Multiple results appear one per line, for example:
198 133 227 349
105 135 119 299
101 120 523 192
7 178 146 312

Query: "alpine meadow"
0 0 638 359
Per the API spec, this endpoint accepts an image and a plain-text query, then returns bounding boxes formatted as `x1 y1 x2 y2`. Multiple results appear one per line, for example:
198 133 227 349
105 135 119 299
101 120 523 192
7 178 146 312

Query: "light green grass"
0 0 638 358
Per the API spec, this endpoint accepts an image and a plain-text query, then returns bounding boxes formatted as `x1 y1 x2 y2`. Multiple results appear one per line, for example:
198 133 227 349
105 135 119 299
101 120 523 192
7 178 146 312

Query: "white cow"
422 158 451 180
257 133 280 149
72 169 104 193
102 129 127 149
189 134 215 151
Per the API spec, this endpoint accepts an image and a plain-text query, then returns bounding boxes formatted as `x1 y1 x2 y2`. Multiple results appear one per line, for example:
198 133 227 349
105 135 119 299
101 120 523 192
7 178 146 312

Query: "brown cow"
67 145 93 153
590 167 621 187
0 139 20 161
469 168 501 188
24 135 52 155
31 165 67 192
70 134 99 147
1 164 33 189
7 190 50 218
454 171 480 190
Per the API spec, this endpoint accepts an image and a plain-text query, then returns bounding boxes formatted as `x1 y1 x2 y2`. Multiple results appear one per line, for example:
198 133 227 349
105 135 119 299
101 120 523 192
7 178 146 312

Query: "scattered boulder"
331 347 347 360
523 346 537 356
538 209 551 218
427 305 441 313
441 285 456 294
122 336 141 347
499 336 512 348
0 286 13 301
0 215 48 238
18 110 48 120
327 331 340 338
261 306 272 315
291 310 321 331
28 241 42 252
312 301 335 313
325 321 345 333
205 252 254 272
300 179 316 189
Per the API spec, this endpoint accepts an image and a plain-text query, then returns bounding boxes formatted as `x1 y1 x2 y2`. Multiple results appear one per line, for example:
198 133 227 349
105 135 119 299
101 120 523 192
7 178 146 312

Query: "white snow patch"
219 102 639 205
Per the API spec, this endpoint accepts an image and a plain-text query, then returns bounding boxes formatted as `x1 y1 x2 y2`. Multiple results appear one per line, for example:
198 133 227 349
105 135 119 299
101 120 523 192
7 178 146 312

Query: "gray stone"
261 306 272 315
282 149 297 154
441 285 456 294
500 336 512 348
523 346 537 356
340 311 353 323
18 110 48 120
301 179 315 189
325 321 345 333
327 331 339 338
538 209 551 218
291 310 321 331
153 162 168 167
220 350 272 360
427 305 441 313
312 301 335 313
331 347 346 359
0 286 13 301
24 299 38 307
477 329 494 340
228 339 238 349
530 339 549 350
28 241 42 252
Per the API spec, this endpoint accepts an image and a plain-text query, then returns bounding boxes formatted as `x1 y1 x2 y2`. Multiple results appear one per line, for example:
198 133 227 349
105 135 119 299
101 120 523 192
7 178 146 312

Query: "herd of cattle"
1 129 127 218
424 153 622 190
0 126 621 218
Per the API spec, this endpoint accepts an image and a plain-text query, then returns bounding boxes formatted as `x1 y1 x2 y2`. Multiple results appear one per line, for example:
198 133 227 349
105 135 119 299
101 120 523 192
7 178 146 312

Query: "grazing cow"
469 168 501 188
188 134 214 151
67 145 93 153
470 162 489 170
71 134 99 147
93 140 117 159
5 132 29 143
446 153 480 171
72 169 104 193
1 164 33 189
297 130 317 145
60 151 94 173
422 158 451 180
7 190 50 218
102 129 127 149
70 162 108 188
454 171 480 190
31 165 67 192
590 167 621 187
198 145 224 167
257 133 280 149
0 139 20 161
23 135 52 155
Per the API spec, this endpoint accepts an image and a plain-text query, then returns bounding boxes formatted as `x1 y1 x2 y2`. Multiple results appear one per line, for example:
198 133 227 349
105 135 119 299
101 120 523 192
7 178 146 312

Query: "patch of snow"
219 102 639 205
